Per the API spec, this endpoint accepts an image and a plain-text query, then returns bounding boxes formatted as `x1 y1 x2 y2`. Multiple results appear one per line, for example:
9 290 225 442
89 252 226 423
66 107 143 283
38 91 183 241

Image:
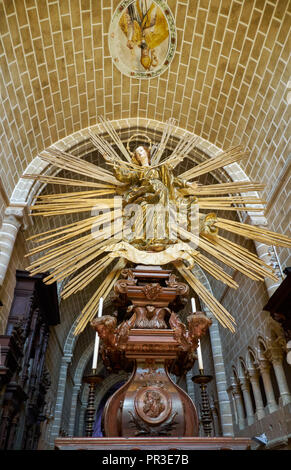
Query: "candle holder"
82 373 103 437
192 370 213 437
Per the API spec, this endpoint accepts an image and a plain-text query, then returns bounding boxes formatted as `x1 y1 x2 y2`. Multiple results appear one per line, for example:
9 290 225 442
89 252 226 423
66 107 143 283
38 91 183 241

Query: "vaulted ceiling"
0 0 290 206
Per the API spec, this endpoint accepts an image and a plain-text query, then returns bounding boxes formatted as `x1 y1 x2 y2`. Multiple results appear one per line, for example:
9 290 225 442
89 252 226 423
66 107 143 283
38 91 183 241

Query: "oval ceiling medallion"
109 0 176 79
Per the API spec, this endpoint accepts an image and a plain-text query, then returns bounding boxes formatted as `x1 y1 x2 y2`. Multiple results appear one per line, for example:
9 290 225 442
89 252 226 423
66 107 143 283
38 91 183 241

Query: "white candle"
92 298 104 370
92 333 100 370
197 339 204 371
98 297 104 317
191 297 196 313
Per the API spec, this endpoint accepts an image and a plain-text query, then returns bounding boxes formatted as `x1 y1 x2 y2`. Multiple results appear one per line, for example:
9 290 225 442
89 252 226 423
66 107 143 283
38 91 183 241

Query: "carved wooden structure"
54 266 251 450
91 267 212 438
0 270 59 450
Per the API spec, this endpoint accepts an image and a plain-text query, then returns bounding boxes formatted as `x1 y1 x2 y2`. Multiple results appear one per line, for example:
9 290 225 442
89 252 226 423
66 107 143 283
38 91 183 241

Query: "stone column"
239 376 254 426
210 396 222 436
0 207 23 287
47 353 72 449
68 383 82 437
254 241 282 297
78 403 87 437
248 368 265 420
232 384 246 430
204 308 234 436
227 384 237 427
192 267 234 435
268 348 291 407
79 383 89 436
258 360 278 414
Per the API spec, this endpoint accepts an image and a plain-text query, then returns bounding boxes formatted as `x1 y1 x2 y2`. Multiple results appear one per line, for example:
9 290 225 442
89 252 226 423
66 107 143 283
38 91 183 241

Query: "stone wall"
265 167 291 269
0 229 27 333
219 271 270 376
0 191 6 227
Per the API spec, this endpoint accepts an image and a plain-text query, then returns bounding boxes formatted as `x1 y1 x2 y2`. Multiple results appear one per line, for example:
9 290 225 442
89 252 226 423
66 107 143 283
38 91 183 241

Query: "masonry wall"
0 191 6 227
220 271 270 373
266 170 291 270
0 229 28 333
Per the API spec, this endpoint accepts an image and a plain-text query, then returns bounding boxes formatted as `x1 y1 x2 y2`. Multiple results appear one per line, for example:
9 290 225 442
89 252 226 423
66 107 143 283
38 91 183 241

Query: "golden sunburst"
23 117 291 335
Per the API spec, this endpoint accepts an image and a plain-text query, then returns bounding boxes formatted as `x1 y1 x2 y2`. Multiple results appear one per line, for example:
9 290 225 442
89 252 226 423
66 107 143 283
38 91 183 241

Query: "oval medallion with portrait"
135 386 172 424
109 0 176 79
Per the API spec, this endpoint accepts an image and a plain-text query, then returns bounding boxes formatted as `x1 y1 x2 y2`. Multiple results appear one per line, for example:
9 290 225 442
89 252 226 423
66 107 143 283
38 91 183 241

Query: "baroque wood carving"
0 270 59 450
91 267 212 438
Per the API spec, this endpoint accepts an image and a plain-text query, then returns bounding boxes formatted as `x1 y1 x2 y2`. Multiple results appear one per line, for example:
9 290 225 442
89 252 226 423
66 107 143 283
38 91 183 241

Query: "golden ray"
151 118 176 165
39 148 121 185
180 181 266 196
22 174 116 189
191 251 239 289
74 257 127 335
98 116 132 163
179 145 249 181
174 260 236 332
215 217 291 247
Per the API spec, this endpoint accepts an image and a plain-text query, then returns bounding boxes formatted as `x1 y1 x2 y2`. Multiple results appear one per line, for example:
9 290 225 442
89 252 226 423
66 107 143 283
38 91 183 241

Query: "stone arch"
257 336 268 360
10 118 266 226
232 366 239 382
2 117 270 311
63 318 80 356
238 357 248 378
94 372 130 414
246 347 257 370
72 343 103 387
13 115 278 442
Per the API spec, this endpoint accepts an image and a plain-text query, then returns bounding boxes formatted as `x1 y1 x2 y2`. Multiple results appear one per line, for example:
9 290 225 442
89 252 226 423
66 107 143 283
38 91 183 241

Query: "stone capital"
266 346 284 365
232 383 242 396
4 205 25 221
239 376 250 392
258 359 271 374
248 368 260 382
244 215 268 226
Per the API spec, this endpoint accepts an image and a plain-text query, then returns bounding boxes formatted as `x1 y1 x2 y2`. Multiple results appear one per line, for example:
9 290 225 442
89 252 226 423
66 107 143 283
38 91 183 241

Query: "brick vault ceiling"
0 0 290 204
